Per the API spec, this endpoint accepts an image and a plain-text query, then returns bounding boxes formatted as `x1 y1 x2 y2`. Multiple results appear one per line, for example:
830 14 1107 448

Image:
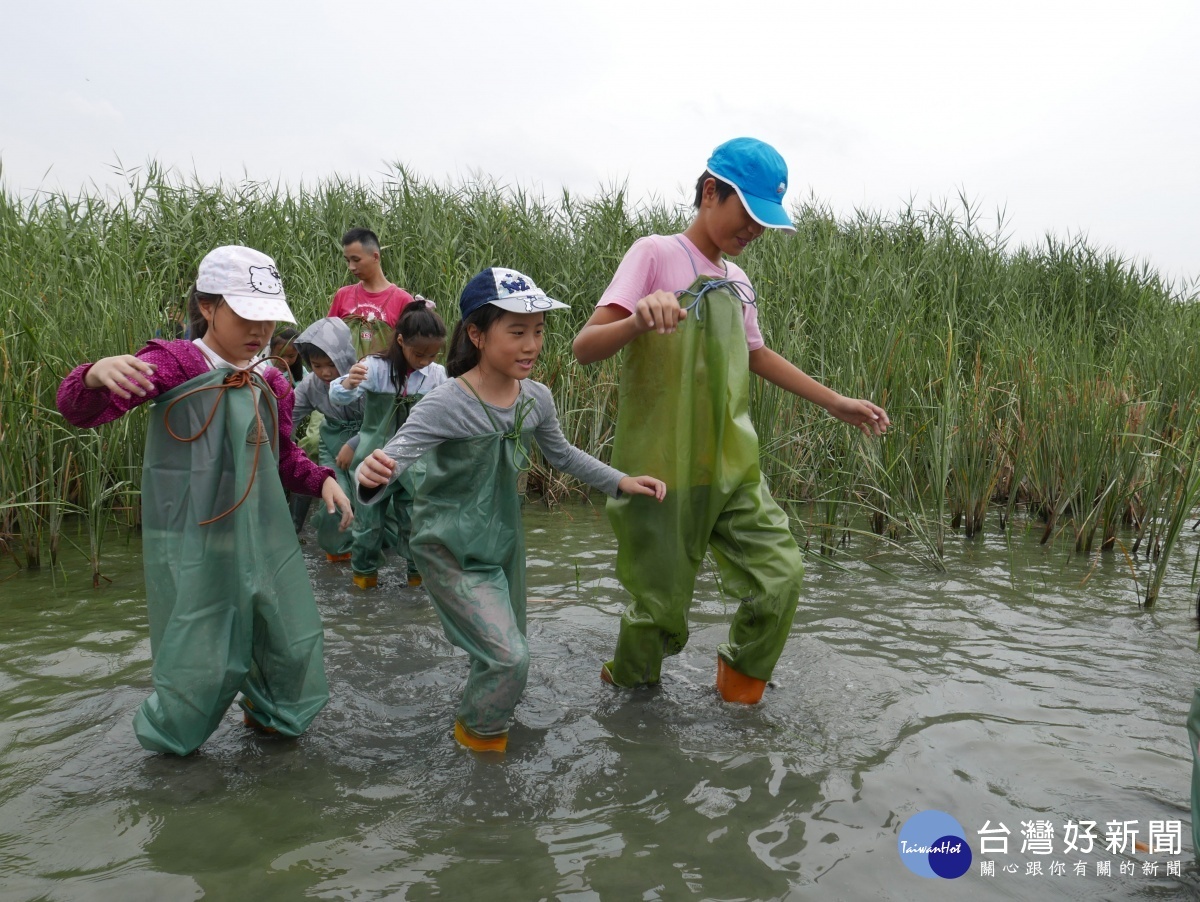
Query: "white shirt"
192 337 263 371
328 357 447 404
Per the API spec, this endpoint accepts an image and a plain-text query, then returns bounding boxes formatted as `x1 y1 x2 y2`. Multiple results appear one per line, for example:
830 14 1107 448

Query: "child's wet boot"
241 698 278 734
716 657 767 704
406 563 422 587
454 721 507 753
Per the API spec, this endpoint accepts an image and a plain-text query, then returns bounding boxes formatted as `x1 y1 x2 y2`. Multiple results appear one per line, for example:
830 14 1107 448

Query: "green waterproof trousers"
288 411 323 533
135 367 329 754
394 397 531 737
351 390 420 577
605 274 804 687
312 414 360 557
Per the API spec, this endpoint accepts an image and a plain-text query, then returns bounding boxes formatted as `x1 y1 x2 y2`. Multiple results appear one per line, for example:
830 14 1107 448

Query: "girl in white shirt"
330 299 447 588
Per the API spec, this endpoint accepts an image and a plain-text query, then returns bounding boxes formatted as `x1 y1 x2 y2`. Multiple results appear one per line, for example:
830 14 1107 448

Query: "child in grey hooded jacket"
292 317 367 561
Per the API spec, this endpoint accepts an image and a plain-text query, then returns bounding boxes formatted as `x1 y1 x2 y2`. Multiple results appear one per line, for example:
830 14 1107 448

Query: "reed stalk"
0 165 1196 609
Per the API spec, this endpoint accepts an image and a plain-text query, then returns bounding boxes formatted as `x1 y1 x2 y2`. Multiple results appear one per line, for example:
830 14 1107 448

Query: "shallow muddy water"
1 506 1197 900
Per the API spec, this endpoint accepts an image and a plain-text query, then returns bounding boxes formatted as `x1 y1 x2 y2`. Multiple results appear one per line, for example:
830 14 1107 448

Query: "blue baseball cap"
705 137 795 233
459 268 569 319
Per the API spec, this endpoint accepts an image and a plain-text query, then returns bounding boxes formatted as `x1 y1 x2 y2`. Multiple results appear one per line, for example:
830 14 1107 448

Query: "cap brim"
734 186 796 233
489 296 570 314
708 169 796 233
224 294 297 324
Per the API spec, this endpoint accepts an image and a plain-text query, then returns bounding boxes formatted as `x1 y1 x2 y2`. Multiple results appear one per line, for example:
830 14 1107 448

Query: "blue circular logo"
898 810 972 879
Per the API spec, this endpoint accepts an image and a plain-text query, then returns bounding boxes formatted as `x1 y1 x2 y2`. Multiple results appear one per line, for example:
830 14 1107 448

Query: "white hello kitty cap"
195 245 296 323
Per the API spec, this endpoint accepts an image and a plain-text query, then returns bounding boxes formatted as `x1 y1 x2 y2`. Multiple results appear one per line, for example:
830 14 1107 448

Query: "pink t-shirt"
327 283 413 328
598 234 765 351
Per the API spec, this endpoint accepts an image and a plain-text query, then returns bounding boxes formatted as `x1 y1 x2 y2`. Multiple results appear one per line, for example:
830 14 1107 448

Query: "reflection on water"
0 507 1197 900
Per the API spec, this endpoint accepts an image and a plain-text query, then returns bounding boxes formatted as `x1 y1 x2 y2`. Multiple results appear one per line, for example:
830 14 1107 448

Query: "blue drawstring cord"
673 278 757 322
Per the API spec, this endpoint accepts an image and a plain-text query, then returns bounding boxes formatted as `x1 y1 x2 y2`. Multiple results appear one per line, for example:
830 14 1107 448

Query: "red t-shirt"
327 283 413 328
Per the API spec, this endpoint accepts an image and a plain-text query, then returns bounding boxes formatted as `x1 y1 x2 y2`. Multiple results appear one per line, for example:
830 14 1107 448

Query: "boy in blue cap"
573 137 889 702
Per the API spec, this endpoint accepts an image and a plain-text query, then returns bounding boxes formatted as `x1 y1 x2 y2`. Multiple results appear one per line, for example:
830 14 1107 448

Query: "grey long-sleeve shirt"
355 378 625 504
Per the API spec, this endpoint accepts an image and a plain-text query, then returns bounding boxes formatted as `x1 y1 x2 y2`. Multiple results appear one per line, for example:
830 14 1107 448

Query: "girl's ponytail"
445 319 477 378
445 305 505 378
397 297 447 342
187 283 223 338
386 297 448 386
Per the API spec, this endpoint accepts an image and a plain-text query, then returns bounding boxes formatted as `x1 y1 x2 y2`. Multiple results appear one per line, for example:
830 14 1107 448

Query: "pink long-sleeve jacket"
57 339 333 496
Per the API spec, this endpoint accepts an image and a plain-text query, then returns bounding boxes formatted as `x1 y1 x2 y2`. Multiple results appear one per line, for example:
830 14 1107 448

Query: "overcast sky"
3 1 1196 289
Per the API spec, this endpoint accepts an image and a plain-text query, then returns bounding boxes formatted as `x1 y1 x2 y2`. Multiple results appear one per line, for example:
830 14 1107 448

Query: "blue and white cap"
705 137 795 233
459 268 569 319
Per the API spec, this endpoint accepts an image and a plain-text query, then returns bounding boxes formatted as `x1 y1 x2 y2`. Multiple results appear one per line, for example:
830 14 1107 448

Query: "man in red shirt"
328 228 415 357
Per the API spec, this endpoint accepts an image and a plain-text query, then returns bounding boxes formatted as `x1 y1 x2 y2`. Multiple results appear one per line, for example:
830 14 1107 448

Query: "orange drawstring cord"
162 357 287 526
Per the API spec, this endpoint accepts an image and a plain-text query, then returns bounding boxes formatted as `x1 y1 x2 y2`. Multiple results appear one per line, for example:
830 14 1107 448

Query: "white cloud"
0 0 1196 286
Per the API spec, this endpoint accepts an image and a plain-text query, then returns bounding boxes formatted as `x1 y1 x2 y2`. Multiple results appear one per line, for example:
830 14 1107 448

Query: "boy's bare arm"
572 292 686 365
749 346 890 436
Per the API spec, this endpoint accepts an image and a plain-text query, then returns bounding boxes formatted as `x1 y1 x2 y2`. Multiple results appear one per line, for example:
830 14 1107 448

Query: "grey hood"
295 317 357 375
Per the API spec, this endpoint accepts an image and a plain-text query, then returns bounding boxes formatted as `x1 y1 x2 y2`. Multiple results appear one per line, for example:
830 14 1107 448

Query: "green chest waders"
288 411 324 534
344 315 395 360
312 413 361 557
405 393 533 739
350 390 423 578
604 273 804 688
134 367 328 754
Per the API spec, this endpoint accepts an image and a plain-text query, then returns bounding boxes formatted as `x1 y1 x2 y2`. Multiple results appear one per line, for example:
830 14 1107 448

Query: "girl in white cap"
57 245 354 756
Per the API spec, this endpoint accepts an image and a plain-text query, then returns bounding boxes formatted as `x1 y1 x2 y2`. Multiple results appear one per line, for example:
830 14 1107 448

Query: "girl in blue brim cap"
356 267 666 753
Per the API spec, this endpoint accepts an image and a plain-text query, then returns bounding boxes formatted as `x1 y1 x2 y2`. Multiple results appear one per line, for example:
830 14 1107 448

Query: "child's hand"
335 442 354 469
357 449 395 488
84 355 157 399
633 291 687 335
829 395 890 436
344 361 369 389
619 475 667 501
321 477 355 530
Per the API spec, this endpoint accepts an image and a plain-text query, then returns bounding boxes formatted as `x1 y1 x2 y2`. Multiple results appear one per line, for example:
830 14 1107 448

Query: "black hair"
341 227 380 253
187 283 223 338
300 347 334 369
376 298 448 386
271 327 304 382
446 305 506 378
692 170 737 209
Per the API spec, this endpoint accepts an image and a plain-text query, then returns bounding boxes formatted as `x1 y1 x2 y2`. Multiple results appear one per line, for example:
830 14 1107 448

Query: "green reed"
1 165 1197 608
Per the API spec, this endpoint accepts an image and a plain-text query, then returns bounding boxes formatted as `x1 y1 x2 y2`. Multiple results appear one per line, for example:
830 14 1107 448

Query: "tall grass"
1 164 1197 606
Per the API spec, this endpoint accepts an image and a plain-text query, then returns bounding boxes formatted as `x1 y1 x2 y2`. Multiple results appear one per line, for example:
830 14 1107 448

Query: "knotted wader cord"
456 377 537 473
162 356 287 526
672 236 758 322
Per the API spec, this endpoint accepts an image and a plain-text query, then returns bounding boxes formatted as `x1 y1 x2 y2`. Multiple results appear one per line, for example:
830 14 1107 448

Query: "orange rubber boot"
716 657 767 704
454 721 507 753
326 552 351 563
242 700 278 734
352 572 378 589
